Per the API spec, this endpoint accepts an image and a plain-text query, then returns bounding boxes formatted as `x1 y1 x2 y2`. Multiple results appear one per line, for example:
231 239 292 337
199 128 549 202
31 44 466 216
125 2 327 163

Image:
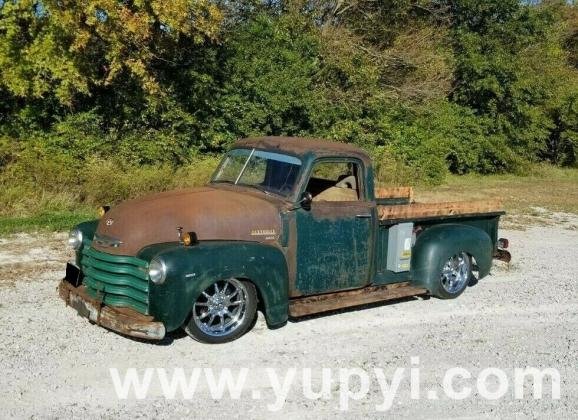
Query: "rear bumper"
493 249 511 263
58 280 165 340
493 237 511 263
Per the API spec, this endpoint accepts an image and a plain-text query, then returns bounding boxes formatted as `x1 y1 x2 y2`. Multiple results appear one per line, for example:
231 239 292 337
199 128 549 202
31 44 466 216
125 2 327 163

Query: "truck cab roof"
234 136 371 165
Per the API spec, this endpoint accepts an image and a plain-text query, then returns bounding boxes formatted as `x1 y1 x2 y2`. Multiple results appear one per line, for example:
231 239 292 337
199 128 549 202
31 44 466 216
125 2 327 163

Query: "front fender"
75 219 99 239
138 241 289 332
410 223 493 292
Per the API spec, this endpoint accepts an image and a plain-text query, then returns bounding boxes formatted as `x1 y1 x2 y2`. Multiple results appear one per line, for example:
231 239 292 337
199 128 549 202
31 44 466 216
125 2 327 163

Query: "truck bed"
375 187 504 223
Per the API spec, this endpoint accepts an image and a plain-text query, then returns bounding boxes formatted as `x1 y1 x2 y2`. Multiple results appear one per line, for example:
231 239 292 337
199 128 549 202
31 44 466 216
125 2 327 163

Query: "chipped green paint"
137 241 289 331
295 204 373 294
410 222 495 295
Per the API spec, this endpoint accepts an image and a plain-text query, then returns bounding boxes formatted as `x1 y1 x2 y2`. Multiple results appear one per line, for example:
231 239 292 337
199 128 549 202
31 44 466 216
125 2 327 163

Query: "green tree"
448 0 578 169
210 12 322 144
0 0 223 105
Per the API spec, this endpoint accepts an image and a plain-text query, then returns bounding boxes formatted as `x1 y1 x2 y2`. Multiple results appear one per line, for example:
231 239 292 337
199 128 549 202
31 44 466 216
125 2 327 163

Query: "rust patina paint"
94 186 285 256
236 136 372 166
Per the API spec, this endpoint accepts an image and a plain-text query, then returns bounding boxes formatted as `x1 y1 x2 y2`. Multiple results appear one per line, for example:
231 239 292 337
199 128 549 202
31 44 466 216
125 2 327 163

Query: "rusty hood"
92 186 283 256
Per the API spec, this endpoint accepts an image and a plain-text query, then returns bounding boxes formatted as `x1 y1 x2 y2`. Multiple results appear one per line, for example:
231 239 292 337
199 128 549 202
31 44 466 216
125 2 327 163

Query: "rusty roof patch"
234 137 371 163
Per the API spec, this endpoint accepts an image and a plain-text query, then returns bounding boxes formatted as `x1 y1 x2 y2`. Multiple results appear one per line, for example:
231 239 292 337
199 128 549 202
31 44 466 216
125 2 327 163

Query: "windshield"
212 148 302 197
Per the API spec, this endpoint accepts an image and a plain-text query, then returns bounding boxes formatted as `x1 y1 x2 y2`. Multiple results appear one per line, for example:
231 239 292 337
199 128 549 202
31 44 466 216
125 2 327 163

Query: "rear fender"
410 223 493 292
138 241 289 332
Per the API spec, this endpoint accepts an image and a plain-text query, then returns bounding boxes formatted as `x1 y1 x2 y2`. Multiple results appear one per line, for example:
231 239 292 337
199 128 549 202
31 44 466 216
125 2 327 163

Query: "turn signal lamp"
182 232 198 246
97 205 111 218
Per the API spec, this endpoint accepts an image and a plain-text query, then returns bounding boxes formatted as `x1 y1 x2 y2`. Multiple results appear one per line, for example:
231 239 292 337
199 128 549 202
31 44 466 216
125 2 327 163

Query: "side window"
306 161 361 202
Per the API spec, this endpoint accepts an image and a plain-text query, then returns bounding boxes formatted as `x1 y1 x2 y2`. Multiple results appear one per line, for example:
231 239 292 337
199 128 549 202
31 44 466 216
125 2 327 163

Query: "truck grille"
81 246 149 314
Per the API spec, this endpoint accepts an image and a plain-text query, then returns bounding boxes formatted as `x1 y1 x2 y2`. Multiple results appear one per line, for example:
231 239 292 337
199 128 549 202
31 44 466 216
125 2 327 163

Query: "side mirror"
300 191 313 210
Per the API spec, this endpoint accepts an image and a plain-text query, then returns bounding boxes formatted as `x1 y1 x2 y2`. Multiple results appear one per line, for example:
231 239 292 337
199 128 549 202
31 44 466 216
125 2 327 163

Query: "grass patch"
413 166 578 230
0 155 220 235
0 211 95 235
414 166 578 215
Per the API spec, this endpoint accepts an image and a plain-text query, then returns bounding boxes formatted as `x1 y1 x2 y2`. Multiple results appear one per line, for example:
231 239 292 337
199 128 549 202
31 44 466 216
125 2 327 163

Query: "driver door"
295 159 373 295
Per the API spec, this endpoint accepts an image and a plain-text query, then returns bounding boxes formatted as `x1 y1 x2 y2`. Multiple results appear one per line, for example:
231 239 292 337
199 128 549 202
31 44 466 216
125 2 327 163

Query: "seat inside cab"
306 161 360 202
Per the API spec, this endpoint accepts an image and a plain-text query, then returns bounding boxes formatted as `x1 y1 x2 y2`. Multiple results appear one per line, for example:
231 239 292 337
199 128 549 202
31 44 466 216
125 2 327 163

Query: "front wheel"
433 252 472 299
184 278 257 344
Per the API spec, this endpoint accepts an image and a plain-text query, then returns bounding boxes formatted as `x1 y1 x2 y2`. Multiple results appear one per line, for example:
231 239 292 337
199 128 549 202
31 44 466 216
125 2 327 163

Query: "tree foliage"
0 0 577 190
0 0 223 103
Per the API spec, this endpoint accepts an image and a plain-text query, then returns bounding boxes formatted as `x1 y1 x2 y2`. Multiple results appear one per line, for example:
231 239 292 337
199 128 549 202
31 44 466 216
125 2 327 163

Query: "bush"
0 146 220 217
171 157 221 189
0 136 17 169
83 160 175 204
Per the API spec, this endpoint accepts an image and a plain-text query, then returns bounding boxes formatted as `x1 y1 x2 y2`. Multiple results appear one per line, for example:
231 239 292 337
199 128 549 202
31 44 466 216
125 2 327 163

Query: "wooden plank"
375 186 414 200
377 199 503 221
288 282 427 317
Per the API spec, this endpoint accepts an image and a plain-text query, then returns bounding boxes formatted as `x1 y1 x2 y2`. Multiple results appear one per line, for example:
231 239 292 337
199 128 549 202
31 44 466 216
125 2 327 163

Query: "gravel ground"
0 214 577 419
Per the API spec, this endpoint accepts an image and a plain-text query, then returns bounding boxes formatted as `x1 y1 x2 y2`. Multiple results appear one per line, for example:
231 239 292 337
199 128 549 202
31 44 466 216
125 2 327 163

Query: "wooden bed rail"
375 186 414 201
378 199 504 221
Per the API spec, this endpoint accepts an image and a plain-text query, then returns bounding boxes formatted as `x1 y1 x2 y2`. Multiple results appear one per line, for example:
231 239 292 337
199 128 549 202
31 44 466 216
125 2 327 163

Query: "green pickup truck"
59 137 510 344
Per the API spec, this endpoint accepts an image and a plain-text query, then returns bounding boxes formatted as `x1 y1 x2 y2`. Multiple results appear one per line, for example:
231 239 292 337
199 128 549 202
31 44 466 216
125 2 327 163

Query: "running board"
289 282 428 317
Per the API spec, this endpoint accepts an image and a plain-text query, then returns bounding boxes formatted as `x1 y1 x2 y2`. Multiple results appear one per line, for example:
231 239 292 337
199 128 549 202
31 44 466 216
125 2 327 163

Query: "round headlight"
68 228 83 250
148 258 167 285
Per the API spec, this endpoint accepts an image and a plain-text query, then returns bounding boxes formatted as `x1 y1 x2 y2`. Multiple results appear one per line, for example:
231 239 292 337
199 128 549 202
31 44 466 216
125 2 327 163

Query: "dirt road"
1 214 577 418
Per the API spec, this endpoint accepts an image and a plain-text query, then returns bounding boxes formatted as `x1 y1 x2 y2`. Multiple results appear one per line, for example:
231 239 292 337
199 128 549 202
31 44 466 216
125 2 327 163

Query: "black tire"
432 251 472 299
183 279 258 344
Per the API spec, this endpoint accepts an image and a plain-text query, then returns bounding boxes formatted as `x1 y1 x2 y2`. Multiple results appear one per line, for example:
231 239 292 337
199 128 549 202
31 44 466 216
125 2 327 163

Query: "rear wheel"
184 278 257 344
434 252 471 299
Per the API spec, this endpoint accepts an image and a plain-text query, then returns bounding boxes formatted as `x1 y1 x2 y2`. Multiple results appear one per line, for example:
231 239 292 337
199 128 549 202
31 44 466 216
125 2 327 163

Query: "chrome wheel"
440 252 471 294
192 278 249 337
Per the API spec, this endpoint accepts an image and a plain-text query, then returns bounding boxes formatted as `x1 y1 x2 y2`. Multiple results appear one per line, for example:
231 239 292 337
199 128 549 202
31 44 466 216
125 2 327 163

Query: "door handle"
356 214 372 219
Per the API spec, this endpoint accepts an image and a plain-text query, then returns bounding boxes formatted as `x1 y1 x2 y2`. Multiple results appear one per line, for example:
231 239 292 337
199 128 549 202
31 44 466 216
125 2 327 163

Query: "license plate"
64 262 83 287
74 298 92 319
